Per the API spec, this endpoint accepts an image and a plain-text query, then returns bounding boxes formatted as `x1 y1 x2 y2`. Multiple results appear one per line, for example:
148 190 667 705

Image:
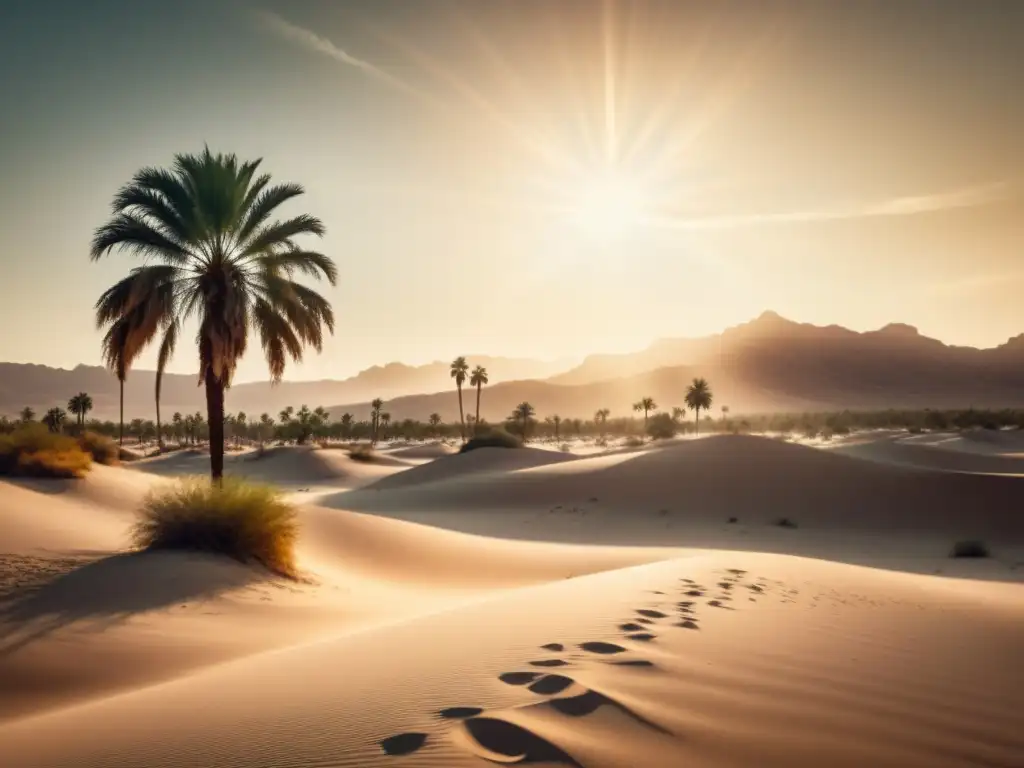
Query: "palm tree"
633 397 657 430
67 392 94 429
595 408 610 439
469 365 488 435
43 407 67 433
340 412 353 439
428 412 442 437
19 407 35 423
546 414 562 441
91 148 336 482
450 356 469 442
99 316 140 447
259 413 274 446
511 402 535 440
380 412 391 440
370 398 384 445
685 377 714 436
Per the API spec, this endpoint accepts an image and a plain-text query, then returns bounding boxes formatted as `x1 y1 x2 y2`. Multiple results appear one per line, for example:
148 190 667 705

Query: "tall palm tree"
428 412 442 437
258 413 274 446
469 365 488 435
370 398 384 445
595 408 610 439
67 392 94 429
340 412 353 439
172 411 183 443
100 315 141 447
685 377 714 436
43 407 67 433
633 397 657 430
546 414 562 441
91 148 336 482
380 412 391 440
19 407 35 423
511 401 535 440
450 356 469 442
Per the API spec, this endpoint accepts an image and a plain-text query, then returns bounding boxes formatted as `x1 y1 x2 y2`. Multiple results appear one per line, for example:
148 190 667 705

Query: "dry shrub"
346 444 377 462
624 435 645 448
950 540 990 559
460 430 523 453
78 431 119 465
133 477 298 577
0 424 92 478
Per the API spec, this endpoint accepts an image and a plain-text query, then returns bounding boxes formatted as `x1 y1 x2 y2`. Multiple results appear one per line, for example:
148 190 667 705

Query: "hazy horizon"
3 0 1023 383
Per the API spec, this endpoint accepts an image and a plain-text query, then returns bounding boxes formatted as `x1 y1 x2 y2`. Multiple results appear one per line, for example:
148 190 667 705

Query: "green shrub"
78 431 119 466
459 429 523 453
0 423 92 478
133 477 299 576
950 540 989 558
646 413 677 440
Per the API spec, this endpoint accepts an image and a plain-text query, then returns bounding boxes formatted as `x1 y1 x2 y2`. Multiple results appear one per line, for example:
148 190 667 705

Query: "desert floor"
1 432 1022 767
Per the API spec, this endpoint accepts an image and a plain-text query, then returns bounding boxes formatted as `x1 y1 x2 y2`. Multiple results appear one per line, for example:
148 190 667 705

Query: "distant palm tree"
99 315 141 446
380 412 391 440
340 412 353 439
67 392 94 429
279 406 294 424
721 405 730 422
469 365 488 435
370 398 384 445
671 406 685 424
595 408 610 439
546 414 562 441
19 406 35 423
428 412 442 437
172 411 183 443
685 378 714 435
511 401 535 440
129 417 145 444
450 356 469 442
258 413 274 446
633 397 657 430
43 407 67 433
91 148 336 482
235 411 247 446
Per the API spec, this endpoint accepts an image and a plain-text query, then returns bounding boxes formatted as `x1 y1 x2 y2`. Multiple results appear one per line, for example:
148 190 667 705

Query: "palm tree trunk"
155 396 162 452
695 408 699 436
118 380 124 446
205 377 226 484
457 384 466 443
474 384 482 435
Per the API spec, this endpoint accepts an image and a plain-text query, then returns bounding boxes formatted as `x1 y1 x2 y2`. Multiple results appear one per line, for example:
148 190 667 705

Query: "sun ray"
602 0 619 165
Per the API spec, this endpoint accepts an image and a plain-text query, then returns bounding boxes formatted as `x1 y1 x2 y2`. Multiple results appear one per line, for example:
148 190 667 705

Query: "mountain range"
4 312 1024 422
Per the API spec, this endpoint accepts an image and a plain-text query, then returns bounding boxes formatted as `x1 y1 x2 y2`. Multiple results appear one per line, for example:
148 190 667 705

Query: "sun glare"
570 172 645 242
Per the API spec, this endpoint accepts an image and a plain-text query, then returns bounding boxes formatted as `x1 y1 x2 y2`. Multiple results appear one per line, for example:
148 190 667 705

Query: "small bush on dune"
646 413 677 440
346 444 377 462
624 436 645 448
0 424 92 478
78 431 119 465
950 540 990 559
460 430 523 453
133 477 298 577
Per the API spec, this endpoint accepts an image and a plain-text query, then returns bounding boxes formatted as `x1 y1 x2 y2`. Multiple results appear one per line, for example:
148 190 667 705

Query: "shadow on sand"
0 550 266 655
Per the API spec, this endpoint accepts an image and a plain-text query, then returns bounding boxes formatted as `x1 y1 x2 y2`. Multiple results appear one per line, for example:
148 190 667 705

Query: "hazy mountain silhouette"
4 312 1024 422
0 356 572 421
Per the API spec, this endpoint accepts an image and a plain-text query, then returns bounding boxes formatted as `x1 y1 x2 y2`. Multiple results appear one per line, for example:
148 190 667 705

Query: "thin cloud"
651 180 1018 231
254 9 431 103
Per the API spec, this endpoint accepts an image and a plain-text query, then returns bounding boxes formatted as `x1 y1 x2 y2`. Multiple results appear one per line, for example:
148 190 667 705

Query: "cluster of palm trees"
449 356 489 442
630 378 715 436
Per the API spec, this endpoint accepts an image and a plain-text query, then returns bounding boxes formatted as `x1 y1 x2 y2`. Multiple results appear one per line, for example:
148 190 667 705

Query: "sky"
2 0 1023 383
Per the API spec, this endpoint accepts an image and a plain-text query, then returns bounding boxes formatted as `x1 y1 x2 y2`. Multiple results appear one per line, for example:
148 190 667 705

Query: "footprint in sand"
579 641 626 655
635 608 668 619
380 732 428 756
619 622 646 632
609 659 655 668
498 671 542 686
439 706 484 719
636 617 656 625
530 658 570 667
683 589 705 597
528 674 575 695
458 717 582 767
625 632 656 641
676 619 700 630
540 642 565 651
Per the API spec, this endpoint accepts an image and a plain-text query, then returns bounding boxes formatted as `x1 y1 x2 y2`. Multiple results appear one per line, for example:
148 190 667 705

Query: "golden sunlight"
569 171 646 242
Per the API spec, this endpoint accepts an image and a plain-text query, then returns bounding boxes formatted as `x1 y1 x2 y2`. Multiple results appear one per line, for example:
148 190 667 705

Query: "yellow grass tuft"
0 423 92 478
77 431 119 465
133 476 299 577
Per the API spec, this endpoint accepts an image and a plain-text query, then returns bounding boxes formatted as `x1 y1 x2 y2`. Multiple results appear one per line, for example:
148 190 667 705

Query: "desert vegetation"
133 476 299 576
0 423 93 478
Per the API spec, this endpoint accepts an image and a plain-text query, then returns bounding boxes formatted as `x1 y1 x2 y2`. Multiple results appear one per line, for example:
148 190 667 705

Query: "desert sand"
1 435 1022 767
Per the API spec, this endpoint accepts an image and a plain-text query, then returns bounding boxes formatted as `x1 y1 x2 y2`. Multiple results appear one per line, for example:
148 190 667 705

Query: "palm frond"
255 249 338 285
155 320 180 401
240 215 325 257
236 182 305 246
90 212 191 263
112 183 191 245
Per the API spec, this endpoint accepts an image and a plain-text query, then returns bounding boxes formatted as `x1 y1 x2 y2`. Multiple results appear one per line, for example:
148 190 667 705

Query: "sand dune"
337 436 1024 543
365 445 577 491
828 434 1024 475
386 442 459 460
2 434 1023 765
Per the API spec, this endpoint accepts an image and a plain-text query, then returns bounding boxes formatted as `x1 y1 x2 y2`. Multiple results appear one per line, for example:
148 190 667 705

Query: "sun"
569 172 646 242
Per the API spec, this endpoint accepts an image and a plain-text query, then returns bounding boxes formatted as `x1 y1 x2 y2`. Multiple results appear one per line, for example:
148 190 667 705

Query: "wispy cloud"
254 9 431 103
651 180 1018 231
